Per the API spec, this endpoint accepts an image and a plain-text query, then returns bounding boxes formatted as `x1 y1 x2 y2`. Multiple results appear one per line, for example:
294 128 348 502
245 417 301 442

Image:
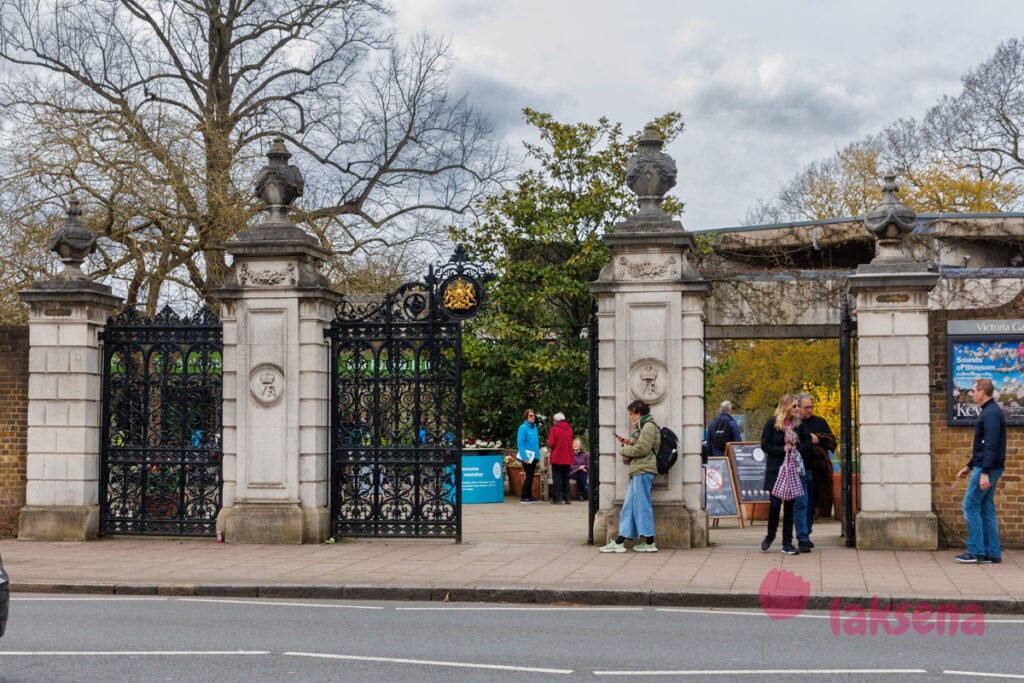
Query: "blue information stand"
460 451 505 504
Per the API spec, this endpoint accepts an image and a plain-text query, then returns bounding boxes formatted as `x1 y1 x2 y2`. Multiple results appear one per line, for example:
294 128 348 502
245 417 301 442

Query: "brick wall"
0 326 28 536
930 294 1024 549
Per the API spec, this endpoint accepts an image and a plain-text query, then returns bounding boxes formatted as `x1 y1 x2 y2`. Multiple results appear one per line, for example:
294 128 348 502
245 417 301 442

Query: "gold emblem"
443 277 476 311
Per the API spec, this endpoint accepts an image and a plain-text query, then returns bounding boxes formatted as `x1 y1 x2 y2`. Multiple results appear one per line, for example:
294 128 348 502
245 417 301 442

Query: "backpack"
709 416 731 453
656 426 679 475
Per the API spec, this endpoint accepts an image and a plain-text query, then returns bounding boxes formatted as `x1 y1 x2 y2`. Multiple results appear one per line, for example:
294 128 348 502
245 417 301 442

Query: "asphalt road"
1 595 1023 681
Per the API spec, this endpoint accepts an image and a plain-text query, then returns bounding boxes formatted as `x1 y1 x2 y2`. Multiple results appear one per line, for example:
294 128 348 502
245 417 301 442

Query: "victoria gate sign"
325 247 491 541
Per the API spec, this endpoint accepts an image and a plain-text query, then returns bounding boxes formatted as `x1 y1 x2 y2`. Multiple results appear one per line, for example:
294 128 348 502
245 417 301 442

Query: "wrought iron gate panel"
327 248 489 541
100 306 223 536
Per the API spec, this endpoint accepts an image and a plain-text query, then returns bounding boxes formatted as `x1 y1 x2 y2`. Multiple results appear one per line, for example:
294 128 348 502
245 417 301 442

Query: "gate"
99 305 223 536
839 295 859 546
326 247 490 541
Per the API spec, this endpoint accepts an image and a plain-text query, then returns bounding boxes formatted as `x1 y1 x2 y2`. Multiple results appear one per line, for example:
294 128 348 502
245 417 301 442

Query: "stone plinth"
212 232 338 544
18 285 121 541
848 268 939 550
591 212 709 548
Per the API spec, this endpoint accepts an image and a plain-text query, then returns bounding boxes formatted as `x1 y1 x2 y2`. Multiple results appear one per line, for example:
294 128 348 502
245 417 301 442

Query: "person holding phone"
600 399 660 553
517 408 541 504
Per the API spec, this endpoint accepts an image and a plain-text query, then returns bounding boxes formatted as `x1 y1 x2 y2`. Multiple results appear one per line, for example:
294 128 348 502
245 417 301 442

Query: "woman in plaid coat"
759 394 812 556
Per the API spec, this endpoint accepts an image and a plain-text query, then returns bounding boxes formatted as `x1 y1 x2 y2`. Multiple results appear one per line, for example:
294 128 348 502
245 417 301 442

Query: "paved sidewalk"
1 499 1021 613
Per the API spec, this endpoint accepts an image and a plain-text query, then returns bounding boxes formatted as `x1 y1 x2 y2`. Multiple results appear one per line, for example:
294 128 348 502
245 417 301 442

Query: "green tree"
705 339 839 435
454 109 684 444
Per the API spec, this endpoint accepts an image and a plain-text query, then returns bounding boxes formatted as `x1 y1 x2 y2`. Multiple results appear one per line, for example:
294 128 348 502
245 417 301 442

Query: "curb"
11 582 1024 615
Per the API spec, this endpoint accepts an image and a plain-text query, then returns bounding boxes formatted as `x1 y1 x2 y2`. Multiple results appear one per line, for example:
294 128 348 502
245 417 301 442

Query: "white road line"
658 607 833 620
944 672 1024 680
284 652 573 674
395 610 643 614
594 669 928 676
13 597 170 602
179 598 383 609
656 607 1024 624
0 651 269 656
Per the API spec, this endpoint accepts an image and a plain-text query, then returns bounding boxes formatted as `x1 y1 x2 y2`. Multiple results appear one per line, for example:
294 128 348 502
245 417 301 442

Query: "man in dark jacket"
707 401 742 457
794 393 837 552
955 378 1007 564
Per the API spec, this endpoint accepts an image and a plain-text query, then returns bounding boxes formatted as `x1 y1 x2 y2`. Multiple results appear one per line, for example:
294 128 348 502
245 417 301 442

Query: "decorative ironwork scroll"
99 305 223 536
326 246 491 541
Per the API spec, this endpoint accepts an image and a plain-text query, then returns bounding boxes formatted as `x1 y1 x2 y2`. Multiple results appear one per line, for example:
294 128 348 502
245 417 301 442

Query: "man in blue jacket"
955 378 1007 564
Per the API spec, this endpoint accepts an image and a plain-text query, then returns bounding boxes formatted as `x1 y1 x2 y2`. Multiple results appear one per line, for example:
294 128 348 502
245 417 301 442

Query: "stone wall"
930 293 1024 548
0 326 29 536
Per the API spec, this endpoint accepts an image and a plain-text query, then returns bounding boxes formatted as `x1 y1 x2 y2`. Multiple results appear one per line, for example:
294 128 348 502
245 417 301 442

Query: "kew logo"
758 569 985 636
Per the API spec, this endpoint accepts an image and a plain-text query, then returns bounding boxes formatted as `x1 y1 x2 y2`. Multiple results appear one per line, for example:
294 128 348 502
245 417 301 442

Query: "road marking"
944 672 1024 680
0 651 269 656
656 607 1024 624
179 598 383 609
658 607 833 620
285 652 572 674
594 669 928 676
13 597 170 602
395 606 643 612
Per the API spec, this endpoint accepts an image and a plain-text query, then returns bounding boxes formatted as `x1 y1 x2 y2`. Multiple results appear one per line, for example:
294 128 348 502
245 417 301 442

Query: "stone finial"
252 137 305 227
47 199 97 281
864 172 916 263
624 124 677 216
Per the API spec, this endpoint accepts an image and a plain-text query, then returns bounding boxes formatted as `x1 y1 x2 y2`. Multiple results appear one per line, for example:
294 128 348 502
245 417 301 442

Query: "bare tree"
0 0 510 312
922 38 1024 185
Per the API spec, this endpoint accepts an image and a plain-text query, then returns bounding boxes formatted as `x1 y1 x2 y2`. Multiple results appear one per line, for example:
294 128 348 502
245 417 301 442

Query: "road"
1 595 1022 681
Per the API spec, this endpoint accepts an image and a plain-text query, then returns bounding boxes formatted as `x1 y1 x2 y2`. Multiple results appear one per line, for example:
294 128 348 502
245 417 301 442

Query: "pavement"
1 497 1022 614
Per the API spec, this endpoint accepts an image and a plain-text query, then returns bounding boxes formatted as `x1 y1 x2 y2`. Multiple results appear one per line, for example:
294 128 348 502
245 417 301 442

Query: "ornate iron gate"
99 306 223 536
326 247 490 541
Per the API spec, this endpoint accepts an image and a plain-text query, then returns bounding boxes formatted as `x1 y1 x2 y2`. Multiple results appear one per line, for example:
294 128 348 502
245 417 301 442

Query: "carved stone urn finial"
624 124 677 216
252 137 305 227
864 172 916 263
47 199 97 281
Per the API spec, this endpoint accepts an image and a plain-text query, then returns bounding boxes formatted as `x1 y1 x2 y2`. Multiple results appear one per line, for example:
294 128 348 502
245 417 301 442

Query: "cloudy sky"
395 1 1024 230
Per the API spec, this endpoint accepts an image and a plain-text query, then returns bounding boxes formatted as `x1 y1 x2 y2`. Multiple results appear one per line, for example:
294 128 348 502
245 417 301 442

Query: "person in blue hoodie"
955 378 1007 564
517 408 541 504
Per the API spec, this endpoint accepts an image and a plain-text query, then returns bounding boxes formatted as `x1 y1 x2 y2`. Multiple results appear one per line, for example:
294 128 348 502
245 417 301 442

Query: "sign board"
946 322 1024 425
729 442 770 504
704 456 743 525
461 452 505 504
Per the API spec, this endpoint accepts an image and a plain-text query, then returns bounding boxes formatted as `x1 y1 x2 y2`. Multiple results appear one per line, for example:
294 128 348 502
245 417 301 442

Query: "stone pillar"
213 138 339 544
847 174 939 550
590 125 709 548
18 201 122 540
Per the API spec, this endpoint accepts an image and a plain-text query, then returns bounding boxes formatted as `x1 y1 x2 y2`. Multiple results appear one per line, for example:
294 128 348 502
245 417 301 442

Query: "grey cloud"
451 71 571 134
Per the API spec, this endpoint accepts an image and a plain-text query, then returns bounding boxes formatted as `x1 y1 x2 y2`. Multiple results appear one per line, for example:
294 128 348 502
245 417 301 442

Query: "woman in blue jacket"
517 408 541 503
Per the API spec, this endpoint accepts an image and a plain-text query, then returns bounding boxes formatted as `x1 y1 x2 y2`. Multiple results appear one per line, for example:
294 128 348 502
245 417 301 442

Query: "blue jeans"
572 470 589 499
963 467 1003 560
618 473 655 539
794 471 813 543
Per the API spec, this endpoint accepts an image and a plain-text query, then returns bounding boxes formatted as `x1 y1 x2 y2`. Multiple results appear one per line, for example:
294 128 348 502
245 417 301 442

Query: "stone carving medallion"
628 359 668 404
249 363 285 407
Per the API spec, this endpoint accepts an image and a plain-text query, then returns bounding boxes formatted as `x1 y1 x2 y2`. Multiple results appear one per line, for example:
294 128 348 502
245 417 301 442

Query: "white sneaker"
633 541 658 553
599 540 626 553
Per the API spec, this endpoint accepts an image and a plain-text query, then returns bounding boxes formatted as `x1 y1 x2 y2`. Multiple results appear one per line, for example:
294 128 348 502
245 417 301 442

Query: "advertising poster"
948 327 1024 425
